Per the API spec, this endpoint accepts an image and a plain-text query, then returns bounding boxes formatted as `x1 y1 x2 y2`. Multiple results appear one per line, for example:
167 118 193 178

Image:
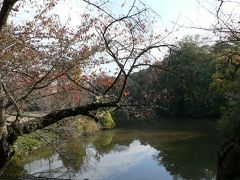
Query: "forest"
0 0 239 179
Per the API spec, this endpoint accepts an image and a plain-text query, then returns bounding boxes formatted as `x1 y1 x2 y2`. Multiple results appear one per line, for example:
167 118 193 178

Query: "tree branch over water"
0 0 176 172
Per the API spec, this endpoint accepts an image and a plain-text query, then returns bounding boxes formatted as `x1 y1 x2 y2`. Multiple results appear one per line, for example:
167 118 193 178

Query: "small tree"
0 0 174 170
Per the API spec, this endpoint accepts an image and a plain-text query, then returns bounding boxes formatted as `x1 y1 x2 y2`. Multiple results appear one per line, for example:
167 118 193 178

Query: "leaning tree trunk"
217 130 240 180
0 100 12 174
0 126 16 174
0 102 117 173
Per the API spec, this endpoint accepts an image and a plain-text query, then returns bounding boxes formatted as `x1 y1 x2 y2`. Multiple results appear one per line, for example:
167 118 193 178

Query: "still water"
4 119 220 180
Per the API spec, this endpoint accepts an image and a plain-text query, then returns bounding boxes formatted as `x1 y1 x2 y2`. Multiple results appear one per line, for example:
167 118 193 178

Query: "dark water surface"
3 119 220 180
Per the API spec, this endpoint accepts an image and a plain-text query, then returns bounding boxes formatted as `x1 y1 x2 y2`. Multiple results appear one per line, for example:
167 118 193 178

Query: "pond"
3 119 220 180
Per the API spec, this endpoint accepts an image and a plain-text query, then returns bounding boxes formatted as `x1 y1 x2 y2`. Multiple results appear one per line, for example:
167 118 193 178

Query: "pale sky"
142 0 217 39
9 0 225 40
54 0 222 42
6 0 238 74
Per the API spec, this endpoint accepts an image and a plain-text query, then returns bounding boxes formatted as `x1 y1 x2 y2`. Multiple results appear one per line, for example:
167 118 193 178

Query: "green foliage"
14 134 42 153
159 37 221 117
218 104 240 138
128 36 223 118
12 131 56 161
100 111 116 129
211 41 240 137
75 115 101 134
12 116 101 162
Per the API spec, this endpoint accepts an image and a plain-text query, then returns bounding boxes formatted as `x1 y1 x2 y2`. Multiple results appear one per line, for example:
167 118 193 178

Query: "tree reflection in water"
3 120 219 180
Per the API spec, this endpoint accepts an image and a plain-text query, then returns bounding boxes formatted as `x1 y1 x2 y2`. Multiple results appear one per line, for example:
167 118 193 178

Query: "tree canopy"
0 0 174 171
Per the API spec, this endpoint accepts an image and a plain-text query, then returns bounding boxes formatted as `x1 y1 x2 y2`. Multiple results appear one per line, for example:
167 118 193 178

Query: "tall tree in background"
127 37 224 118
157 37 220 117
211 0 240 179
211 41 240 136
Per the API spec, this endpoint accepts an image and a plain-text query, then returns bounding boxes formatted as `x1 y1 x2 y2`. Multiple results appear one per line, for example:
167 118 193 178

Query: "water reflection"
22 140 171 180
4 120 219 180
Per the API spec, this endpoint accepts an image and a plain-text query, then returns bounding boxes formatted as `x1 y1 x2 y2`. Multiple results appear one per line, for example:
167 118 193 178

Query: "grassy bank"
11 113 116 162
